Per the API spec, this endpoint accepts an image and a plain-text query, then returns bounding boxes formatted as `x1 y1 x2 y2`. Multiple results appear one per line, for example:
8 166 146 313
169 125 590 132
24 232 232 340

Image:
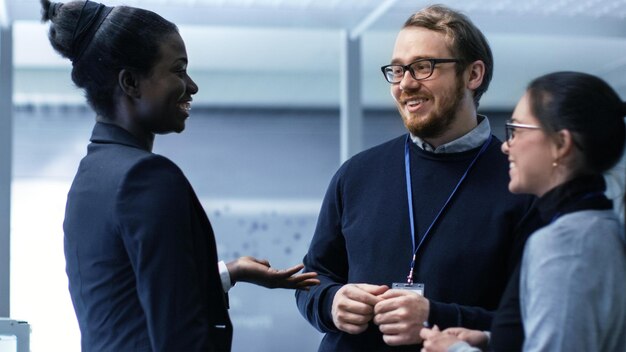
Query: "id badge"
392 282 424 296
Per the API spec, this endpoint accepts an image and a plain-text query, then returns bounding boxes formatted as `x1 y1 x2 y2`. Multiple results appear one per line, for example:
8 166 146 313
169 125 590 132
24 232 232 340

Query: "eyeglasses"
504 121 542 146
380 58 460 84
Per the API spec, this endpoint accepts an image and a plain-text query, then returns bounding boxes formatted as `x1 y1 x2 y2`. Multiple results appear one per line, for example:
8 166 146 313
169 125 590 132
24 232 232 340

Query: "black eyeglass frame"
504 121 542 146
380 58 461 84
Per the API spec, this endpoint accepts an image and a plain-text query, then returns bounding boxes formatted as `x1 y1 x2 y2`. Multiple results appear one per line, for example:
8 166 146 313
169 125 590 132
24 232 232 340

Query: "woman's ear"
118 69 141 98
552 129 576 161
466 60 485 90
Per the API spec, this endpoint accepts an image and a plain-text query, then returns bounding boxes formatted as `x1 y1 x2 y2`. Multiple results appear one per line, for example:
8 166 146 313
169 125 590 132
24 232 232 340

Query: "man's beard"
402 76 465 139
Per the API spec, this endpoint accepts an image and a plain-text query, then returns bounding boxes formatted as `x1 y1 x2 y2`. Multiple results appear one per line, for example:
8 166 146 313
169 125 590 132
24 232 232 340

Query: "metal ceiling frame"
350 0 398 40
0 0 9 28
0 25 13 318
340 0 397 162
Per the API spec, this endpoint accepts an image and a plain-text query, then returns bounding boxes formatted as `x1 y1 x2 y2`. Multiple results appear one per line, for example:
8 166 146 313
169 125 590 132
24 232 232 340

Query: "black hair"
527 71 626 174
40 0 179 119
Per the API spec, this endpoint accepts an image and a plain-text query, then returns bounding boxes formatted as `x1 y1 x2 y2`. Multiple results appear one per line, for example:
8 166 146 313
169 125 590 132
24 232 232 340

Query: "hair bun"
41 1 62 22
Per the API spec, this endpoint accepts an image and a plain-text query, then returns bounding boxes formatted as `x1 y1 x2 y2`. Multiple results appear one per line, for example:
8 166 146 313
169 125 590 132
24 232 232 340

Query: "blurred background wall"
2 1 626 351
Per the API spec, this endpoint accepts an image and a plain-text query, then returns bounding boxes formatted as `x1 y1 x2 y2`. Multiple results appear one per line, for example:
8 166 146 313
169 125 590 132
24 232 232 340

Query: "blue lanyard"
404 134 492 284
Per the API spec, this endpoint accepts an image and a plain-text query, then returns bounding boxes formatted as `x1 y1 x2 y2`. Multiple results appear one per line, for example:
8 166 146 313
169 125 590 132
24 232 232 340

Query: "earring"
552 161 558 167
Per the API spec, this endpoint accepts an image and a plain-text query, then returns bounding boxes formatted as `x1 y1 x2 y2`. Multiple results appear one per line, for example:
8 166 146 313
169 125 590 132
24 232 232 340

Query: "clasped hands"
331 283 429 346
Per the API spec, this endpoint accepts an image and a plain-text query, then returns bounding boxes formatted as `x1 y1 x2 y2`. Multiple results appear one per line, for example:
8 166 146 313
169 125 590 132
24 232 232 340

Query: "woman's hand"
420 325 461 352
441 327 489 348
226 256 320 290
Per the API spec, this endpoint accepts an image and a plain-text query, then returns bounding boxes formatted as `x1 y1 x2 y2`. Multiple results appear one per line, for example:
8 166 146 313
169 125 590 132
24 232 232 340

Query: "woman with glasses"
421 71 626 351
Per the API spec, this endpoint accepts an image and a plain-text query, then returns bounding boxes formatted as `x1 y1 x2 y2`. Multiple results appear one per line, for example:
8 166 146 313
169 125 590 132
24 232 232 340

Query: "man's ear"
466 60 485 91
118 69 141 98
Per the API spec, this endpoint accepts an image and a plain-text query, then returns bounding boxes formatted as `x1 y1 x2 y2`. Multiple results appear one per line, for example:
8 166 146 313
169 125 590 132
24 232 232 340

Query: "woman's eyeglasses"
504 121 541 146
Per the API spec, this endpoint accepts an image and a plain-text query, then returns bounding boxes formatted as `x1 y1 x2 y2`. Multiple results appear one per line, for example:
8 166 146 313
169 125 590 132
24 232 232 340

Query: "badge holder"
392 282 424 295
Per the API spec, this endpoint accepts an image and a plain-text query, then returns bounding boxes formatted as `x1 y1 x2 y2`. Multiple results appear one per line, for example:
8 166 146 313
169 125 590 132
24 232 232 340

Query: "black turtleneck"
489 174 612 352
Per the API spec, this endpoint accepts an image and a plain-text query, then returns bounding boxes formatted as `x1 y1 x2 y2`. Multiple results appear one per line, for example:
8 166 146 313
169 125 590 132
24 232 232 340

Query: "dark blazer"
64 122 232 351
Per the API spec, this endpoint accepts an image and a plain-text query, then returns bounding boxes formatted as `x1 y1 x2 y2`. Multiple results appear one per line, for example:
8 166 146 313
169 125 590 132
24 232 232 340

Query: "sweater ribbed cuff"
427 300 461 329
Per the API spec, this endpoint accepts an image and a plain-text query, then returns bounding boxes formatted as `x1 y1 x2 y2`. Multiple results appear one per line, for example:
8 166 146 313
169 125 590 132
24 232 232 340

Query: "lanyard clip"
406 254 416 285
406 267 414 285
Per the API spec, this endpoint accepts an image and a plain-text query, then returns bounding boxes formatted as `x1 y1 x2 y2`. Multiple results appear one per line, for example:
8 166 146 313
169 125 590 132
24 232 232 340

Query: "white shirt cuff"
483 331 491 344
218 260 233 293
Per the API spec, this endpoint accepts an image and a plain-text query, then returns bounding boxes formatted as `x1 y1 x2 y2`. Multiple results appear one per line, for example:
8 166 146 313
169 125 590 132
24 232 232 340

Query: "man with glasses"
295 4 538 351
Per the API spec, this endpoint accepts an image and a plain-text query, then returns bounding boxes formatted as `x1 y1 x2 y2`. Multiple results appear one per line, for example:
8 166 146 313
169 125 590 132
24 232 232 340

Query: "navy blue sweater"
296 134 535 351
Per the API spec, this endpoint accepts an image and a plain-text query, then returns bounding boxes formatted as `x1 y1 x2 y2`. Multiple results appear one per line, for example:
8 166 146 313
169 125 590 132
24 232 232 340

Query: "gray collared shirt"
410 115 491 153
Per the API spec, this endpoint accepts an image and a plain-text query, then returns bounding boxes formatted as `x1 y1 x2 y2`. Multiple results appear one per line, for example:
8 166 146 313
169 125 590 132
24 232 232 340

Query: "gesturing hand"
226 256 320 290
